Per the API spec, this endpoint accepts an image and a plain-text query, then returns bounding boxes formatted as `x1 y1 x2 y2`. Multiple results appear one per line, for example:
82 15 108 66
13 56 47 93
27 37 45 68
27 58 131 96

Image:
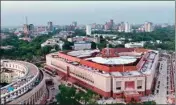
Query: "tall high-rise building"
118 22 125 32
125 22 131 33
86 25 91 35
47 21 53 32
144 22 153 32
104 23 109 30
110 19 114 29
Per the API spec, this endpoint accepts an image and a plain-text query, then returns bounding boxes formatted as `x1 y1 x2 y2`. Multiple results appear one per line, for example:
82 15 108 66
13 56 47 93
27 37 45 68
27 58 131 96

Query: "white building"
156 40 162 44
125 42 145 48
86 25 92 35
92 34 117 39
1 45 14 50
118 22 125 32
108 40 124 46
41 38 64 50
68 36 100 43
144 22 153 32
74 41 91 50
125 22 131 33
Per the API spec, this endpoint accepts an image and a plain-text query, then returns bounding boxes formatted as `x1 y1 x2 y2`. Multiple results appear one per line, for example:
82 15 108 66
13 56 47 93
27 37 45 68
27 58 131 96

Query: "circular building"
0 60 48 104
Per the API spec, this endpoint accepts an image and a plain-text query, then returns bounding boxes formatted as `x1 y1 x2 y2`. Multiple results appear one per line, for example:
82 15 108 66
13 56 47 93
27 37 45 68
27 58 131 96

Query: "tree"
79 89 96 105
73 29 86 36
56 84 96 105
54 44 60 51
41 46 52 55
56 84 81 105
91 42 97 49
62 41 73 50
99 35 104 43
143 101 156 105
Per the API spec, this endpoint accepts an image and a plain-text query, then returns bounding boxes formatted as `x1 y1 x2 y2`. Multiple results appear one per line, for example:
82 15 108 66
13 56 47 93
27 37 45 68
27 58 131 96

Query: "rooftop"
86 56 137 65
67 49 100 58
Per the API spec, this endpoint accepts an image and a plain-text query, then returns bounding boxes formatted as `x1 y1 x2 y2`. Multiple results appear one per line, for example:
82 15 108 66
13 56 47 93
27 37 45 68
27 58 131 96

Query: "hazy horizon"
1 1 175 27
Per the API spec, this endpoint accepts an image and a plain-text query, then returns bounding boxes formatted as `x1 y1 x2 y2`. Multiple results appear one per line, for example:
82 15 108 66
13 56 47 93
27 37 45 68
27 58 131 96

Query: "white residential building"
1 45 14 50
41 38 64 50
86 25 92 35
74 41 91 50
125 22 131 33
144 22 153 32
67 36 100 43
125 42 145 48
108 40 124 46
156 40 162 44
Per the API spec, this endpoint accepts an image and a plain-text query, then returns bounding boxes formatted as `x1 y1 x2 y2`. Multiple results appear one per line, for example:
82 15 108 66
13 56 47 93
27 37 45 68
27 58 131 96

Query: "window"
116 81 121 90
116 87 121 90
137 86 142 89
137 80 142 89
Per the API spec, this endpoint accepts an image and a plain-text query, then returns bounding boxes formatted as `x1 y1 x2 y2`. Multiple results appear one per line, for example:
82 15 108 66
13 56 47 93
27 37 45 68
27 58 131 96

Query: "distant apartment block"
144 22 153 32
125 42 145 48
86 25 92 35
73 41 91 50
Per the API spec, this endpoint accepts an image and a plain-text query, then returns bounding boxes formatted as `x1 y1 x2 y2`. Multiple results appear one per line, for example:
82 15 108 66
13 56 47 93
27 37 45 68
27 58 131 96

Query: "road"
43 71 61 103
153 57 168 104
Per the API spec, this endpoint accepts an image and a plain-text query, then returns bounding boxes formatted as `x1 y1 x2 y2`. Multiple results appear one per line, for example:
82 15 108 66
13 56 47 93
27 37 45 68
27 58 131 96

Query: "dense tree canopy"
92 26 175 51
56 84 97 105
62 41 74 50
73 29 86 36
91 42 97 49
1 33 53 61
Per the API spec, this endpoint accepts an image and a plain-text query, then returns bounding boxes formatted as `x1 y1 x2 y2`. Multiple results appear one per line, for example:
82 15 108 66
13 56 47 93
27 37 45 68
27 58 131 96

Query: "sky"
1 1 175 27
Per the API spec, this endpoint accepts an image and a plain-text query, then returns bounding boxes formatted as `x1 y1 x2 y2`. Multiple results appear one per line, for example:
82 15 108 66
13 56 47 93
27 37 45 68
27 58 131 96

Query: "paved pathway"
154 57 168 104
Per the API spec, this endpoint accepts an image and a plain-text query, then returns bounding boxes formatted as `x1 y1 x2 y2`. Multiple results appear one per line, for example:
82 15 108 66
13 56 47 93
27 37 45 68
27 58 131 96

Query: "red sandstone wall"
58 52 81 62
80 60 111 72
110 66 137 72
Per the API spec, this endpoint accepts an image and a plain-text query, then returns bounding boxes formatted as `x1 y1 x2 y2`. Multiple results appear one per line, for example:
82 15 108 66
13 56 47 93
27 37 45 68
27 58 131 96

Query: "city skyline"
1 1 175 27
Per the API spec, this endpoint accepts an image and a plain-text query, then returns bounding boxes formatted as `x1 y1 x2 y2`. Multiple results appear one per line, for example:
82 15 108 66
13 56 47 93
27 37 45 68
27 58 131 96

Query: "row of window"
51 61 94 84
116 86 142 90
116 81 143 90
70 70 94 83
51 62 66 71
4 63 26 71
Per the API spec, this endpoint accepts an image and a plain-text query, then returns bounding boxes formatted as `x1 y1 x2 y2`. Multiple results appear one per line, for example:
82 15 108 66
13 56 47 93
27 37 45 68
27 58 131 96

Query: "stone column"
18 90 21 96
1 97 5 104
15 91 18 97
6 95 9 102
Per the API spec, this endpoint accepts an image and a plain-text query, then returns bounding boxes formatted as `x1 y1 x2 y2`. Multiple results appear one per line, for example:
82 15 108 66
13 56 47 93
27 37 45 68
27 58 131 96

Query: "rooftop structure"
86 56 137 65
